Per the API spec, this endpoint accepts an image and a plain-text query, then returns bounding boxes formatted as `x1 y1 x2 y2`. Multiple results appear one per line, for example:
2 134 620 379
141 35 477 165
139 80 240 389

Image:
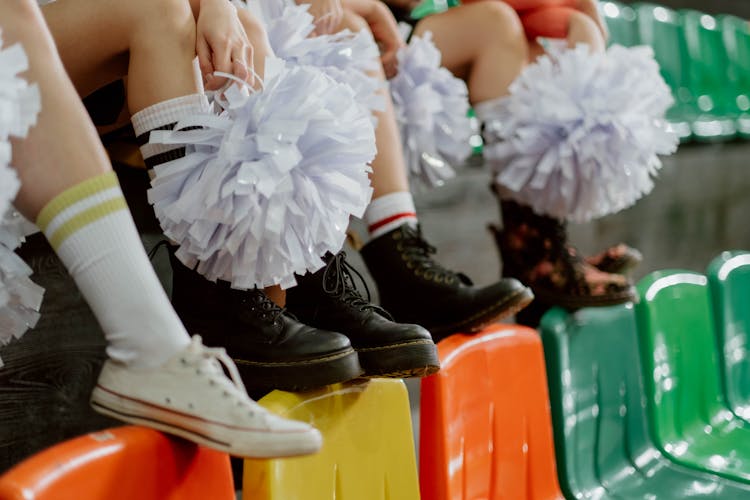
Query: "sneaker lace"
323 252 392 318
399 225 471 284
184 336 264 415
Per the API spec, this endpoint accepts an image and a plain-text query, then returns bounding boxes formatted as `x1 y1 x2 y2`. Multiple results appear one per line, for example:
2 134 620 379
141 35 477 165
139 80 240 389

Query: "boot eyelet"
435 275 444 284
396 243 404 251
406 262 415 269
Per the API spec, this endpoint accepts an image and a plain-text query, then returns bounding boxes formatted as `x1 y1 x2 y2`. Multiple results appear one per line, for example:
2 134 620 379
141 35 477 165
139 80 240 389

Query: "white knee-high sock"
37 172 190 368
363 191 419 239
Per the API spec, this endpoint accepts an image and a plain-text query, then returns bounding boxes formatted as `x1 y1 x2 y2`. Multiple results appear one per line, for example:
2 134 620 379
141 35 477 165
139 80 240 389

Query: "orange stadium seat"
0 426 234 500
419 324 564 500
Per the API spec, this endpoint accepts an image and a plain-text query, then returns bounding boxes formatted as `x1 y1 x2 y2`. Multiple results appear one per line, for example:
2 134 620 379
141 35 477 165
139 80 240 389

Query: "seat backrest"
0 426 234 500
419 325 563 500
635 3 693 113
635 271 726 445
708 251 750 418
602 1 640 47
680 10 736 116
243 379 419 500
721 16 750 112
540 305 653 498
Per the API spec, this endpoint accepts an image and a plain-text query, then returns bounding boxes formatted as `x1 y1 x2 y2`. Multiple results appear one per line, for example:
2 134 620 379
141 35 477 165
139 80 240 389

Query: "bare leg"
6 0 114 218
42 0 197 114
414 2 528 103
339 10 410 198
567 9 605 52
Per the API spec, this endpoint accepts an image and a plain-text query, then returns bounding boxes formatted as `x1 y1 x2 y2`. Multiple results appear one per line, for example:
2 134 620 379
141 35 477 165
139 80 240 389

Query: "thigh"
41 0 135 97
413 2 521 80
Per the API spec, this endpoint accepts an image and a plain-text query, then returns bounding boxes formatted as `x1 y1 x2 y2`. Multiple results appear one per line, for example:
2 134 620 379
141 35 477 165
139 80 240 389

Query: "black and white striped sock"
131 94 209 169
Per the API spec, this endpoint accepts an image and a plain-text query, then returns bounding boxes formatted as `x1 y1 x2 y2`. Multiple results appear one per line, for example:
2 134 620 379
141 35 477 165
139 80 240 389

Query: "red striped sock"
364 192 418 239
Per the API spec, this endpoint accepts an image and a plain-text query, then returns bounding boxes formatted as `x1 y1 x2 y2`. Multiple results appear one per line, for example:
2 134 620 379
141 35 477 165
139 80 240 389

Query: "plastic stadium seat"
708 251 750 422
720 16 750 138
243 379 419 500
0 426 234 500
541 305 750 499
635 3 694 141
419 324 564 500
680 10 737 141
635 270 750 484
601 1 639 47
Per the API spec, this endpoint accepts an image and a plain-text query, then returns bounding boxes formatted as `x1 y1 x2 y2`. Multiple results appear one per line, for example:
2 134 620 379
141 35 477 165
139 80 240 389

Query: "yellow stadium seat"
243 379 419 500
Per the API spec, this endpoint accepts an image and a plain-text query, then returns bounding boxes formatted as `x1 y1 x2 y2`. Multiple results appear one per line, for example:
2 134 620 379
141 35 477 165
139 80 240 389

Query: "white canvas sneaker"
90 336 322 458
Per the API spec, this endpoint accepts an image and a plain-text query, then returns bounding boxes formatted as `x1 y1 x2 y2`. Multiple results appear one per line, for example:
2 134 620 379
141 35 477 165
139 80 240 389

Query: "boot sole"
90 385 322 458
233 349 363 393
428 286 535 339
531 285 638 309
356 339 440 379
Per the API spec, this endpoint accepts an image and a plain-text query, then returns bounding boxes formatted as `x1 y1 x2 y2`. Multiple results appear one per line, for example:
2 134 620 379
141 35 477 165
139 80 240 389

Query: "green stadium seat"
720 16 750 138
681 10 737 141
708 251 750 422
601 1 640 47
541 305 750 498
635 3 694 141
635 270 750 483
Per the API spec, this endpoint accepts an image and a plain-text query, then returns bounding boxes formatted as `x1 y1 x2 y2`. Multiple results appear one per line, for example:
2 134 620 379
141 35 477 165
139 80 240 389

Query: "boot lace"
244 288 289 327
323 252 393 318
398 225 470 285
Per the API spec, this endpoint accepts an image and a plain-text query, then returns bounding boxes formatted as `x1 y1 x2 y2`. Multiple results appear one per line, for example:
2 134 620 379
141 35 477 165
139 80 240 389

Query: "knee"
473 2 526 42
338 10 371 33
133 0 195 44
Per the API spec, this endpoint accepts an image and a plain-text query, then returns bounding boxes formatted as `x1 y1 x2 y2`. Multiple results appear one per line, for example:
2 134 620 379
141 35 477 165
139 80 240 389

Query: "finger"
208 38 232 90
381 51 398 79
332 3 344 32
231 45 250 84
196 37 215 85
246 43 257 88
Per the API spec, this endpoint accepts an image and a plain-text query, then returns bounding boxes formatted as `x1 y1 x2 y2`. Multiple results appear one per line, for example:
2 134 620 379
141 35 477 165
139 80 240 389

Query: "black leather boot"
490 198 637 310
168 248 363 392
360 224 533 342
286 252 440 378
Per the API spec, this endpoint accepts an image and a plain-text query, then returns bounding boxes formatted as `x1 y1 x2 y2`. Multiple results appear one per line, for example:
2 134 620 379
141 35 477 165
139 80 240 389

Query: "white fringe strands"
389 32 472 188
483 43 678 222
0 34 43 362
147 58 376 290
238 0 385 117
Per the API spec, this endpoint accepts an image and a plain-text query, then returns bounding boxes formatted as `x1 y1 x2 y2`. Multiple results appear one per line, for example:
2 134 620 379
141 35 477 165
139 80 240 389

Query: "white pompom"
483 43 678 222
0 34 43 362
390 32 473 188
239 0 385 116
147 58 375 290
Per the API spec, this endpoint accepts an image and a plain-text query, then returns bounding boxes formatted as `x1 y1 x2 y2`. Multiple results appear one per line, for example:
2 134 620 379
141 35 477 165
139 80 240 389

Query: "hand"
297 0 345 35
344 0 404 77
196 0 255 90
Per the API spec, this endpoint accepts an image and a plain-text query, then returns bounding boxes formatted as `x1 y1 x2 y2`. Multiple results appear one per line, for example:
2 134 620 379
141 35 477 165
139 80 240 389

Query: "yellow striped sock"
37 172 128 250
